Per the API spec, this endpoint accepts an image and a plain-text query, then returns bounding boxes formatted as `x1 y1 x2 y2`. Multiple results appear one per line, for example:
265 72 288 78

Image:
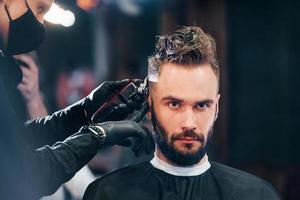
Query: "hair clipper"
91 78 149 123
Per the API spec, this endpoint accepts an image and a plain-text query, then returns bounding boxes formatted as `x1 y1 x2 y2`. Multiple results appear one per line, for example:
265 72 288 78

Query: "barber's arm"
24 79 145 149
33 120 153 198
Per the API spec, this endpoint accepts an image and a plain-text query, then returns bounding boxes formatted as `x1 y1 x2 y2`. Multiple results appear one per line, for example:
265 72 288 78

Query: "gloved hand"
81 79 146 123
80 120 155 156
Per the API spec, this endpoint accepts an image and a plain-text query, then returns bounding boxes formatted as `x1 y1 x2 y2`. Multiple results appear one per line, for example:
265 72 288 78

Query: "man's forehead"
151 63 219 99
159 63 217 86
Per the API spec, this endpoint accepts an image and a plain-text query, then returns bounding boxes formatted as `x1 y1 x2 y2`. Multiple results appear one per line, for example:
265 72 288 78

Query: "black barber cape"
83 157 281 200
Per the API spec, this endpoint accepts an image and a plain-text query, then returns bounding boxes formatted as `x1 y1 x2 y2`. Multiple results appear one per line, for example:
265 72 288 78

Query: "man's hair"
148 26 219 82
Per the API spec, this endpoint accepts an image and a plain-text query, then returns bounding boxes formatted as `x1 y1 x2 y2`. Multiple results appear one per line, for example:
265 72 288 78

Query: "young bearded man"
82 26 281 200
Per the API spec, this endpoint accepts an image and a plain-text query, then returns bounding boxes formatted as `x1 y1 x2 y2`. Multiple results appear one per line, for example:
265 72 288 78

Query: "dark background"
36 0 300 199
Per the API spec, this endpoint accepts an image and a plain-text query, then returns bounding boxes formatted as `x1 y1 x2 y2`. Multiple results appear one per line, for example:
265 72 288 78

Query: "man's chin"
170 152 205 166
161 145 207 166
175 148 200 157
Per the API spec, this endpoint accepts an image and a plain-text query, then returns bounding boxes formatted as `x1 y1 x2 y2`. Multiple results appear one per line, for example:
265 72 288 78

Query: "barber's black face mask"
4 0 46 56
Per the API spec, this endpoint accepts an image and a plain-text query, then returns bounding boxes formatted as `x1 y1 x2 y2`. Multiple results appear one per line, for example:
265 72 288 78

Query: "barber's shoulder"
210 162 281 200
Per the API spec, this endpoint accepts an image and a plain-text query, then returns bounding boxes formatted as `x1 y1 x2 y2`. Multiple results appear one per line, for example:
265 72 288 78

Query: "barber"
0 0 153 199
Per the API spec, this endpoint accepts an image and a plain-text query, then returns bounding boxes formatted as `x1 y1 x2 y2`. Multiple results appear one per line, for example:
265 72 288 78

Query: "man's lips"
175 137 201 143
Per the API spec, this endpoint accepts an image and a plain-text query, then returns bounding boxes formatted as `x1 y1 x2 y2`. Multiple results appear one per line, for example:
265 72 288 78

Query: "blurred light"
45 3 75 27
77 0 100 11
118 0 141 16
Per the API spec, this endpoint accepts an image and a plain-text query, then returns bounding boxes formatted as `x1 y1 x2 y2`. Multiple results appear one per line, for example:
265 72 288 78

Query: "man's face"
149 62 220 166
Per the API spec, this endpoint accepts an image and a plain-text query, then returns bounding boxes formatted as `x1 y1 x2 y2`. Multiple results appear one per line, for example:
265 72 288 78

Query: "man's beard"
151 105 213 166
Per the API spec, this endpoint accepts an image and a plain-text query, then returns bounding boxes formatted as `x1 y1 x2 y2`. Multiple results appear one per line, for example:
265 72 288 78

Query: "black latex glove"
80 120 155 156
82 79 145 123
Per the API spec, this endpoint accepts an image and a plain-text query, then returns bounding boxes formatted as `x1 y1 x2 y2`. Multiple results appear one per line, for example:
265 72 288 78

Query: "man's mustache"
171 130 205 143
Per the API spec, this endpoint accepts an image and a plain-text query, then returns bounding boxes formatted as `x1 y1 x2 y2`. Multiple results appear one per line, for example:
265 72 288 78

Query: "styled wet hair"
148 26 219 82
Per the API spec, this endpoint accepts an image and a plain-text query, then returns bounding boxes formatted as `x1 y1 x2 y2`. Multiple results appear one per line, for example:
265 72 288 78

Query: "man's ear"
214 94 221 121
147 96 152 119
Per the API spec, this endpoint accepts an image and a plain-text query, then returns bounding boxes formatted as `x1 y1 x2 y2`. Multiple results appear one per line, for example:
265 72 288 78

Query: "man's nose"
180 108 197 131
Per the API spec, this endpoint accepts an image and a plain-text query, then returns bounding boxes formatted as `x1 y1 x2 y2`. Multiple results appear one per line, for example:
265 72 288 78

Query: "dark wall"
227 0 300 166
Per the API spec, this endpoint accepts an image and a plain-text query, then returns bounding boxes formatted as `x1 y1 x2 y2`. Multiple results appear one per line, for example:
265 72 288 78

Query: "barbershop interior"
1 0 299 199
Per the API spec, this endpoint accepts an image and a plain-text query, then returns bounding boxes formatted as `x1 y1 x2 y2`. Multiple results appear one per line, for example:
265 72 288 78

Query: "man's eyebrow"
161 96 215 104
161 96 184 103
195 99 215 104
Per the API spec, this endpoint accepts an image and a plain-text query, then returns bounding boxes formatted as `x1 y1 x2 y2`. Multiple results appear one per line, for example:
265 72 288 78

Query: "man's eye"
168 101 180 108
196 103 209 110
